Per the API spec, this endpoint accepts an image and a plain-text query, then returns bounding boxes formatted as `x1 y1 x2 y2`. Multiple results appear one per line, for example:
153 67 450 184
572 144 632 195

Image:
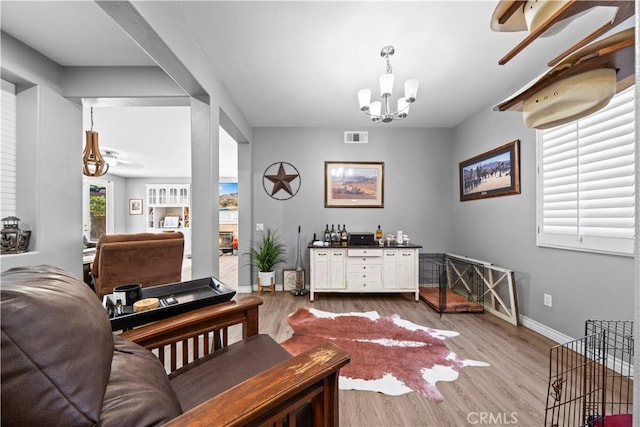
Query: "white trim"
519 315 634 377
519 314 573 345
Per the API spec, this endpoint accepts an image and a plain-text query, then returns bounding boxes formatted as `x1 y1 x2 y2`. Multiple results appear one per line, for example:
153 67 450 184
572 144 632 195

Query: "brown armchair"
1 265 349 426
91 232 185 297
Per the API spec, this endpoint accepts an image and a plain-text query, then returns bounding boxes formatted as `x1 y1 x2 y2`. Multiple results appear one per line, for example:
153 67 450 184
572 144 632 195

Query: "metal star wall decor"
262 162 301 200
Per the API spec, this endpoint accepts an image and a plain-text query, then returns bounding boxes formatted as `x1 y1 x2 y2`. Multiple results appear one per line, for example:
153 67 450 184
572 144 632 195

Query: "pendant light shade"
404 79 419 103
83 130 108 177
82 108 108 177
379 73 395 97
357 89 371 111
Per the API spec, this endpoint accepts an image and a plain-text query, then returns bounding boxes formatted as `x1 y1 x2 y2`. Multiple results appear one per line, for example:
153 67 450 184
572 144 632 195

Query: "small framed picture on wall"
129 199 143 215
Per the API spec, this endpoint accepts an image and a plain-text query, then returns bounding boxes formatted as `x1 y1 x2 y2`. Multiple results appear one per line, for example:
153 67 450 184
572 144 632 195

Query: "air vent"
344 131 368 144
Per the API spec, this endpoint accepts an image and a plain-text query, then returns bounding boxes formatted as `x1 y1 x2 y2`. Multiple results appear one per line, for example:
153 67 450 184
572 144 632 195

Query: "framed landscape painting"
459 140 520 202
325 161 384 208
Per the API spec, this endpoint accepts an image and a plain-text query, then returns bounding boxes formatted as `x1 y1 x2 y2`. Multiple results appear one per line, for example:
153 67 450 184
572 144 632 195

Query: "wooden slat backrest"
121 296 262 373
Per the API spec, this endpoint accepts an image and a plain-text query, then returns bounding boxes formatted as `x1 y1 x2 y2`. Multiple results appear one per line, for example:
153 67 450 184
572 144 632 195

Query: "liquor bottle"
330 224 337 243
294 225 305 295
341 224 348 247
324 224 330 242
376 225 383 240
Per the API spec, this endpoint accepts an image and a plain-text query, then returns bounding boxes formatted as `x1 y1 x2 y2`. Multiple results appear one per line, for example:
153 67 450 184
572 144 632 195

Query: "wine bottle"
330 224 337 243
341 224 348 247
324 224 330 242
376 225 383 240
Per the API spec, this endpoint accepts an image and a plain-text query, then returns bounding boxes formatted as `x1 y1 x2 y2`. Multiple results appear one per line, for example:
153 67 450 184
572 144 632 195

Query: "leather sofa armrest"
120 296 262 350
163 342 350 426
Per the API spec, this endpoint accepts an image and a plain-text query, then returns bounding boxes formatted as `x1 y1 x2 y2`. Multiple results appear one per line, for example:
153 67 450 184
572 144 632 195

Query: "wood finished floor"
250 291 555 427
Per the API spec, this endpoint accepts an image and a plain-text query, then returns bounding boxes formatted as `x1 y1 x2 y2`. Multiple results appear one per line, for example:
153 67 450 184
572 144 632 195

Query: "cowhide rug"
280 307 488 401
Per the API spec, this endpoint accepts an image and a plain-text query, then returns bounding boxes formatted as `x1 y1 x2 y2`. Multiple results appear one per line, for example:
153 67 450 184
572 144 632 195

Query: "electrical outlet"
544 294 552 307
256 223 264 231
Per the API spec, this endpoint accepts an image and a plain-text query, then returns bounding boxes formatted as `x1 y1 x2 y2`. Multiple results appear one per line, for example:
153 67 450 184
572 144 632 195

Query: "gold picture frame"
324 161 384 208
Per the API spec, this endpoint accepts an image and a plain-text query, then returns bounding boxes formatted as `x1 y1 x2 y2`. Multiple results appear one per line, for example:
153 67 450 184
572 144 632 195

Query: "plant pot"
258 271 275 289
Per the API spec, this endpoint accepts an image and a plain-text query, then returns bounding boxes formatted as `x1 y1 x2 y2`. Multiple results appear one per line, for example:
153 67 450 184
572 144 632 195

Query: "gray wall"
247 127 454 285
1 34 83 278
452 105 635 339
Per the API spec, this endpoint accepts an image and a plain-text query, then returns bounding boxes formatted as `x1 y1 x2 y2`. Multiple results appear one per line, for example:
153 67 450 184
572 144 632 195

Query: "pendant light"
82 107 108 176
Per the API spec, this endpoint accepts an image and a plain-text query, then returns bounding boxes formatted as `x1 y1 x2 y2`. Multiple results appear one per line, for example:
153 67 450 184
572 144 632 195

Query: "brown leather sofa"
91 232 185 297
1 265 349 426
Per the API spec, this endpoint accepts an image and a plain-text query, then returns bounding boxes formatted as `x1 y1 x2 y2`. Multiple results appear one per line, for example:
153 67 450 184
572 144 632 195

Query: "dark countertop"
308 242 422 249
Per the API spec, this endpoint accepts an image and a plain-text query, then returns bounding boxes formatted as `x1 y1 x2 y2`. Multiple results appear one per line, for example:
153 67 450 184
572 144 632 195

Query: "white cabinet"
397 250 417 288
310 246 419 301
146 184 191 255
311 248 346 290
383 249 416 289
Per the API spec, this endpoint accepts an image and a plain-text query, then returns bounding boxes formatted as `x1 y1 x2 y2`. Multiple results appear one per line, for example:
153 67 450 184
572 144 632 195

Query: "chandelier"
82 107 108 177
357 46 419 123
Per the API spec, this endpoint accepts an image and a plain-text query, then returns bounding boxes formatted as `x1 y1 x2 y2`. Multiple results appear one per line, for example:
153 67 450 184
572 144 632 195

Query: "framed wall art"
129 199 143 215
324 161 384 208
283 268 305 291
459 140 520 202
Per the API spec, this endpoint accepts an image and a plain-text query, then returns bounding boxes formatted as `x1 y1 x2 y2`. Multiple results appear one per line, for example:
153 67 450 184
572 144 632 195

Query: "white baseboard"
519 314 574 345
237 284 253 294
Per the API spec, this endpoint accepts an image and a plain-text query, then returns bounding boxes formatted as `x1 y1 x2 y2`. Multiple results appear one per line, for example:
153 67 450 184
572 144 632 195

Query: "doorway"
82 177 114 245
218 126 239 288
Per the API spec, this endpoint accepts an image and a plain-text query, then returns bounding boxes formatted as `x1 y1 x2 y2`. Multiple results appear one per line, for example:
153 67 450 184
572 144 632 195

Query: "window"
537 86 635 256
1 80 17 219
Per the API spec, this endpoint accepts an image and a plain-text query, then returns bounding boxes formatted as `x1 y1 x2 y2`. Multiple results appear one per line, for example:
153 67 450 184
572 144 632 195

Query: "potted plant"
246 227 287 288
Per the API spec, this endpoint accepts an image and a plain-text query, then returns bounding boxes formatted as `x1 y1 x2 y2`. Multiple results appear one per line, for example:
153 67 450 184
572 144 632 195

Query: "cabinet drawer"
346 264 382 276
347 249 382 257
348 280 383 290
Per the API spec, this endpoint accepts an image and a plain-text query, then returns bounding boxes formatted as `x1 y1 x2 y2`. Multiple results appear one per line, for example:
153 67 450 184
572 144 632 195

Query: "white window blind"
1 80 17 219
537 86 635 255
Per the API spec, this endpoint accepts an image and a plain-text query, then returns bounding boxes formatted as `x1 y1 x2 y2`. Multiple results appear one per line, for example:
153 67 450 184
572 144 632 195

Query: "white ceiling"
1 1 632 176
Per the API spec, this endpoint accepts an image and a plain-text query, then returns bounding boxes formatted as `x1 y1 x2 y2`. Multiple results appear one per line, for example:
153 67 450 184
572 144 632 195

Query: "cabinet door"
312 250 330 289
158 187 167 205
169 187 178 204
383 250 398 288
148 187 157 205
179 186 190 205
397 250 416 288
329 249 346 289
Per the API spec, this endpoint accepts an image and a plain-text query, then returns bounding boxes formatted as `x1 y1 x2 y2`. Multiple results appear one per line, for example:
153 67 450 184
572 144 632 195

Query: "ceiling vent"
344 131 368 144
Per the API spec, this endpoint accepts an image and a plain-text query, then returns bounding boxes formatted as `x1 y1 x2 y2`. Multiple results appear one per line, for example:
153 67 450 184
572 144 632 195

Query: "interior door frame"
82 177 114 242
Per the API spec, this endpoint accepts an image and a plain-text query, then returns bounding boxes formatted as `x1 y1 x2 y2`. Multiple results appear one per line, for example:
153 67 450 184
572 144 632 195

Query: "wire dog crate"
545 320 634 427
418 253 485 315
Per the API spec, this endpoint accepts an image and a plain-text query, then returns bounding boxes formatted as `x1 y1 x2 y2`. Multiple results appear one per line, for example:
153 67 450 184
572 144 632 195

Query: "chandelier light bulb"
379 73 394 97
397 97 410 118
404 79 419 103
357 89 371 111
369 101 382 118
357 46 418 123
